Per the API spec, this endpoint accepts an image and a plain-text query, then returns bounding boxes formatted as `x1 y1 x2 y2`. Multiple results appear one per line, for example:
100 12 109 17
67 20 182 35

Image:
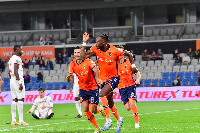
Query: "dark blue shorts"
79 89 99 105
119 85 137 105
101 76 120 90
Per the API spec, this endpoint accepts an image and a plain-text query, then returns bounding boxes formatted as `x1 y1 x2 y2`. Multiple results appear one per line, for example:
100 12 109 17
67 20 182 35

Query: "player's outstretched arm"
27 104 36 113
66 72 73 82
80 32 93 60
70 75 74 93
133 67 141 84
92 66 102 86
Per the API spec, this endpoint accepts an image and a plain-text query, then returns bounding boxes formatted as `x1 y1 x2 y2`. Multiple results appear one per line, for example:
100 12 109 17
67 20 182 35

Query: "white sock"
106 118 111 122
35 109 40 119
11 101 17 122
47 109 53 116
17 101 23 123
75 100 82 116
117 117 122 123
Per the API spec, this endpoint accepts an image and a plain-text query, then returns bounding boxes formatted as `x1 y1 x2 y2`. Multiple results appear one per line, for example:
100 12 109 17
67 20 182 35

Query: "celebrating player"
80 32 135 133
27 87 54 119
8 45 29 125
70 53 83 118
66 46 105 133
117 45 141 128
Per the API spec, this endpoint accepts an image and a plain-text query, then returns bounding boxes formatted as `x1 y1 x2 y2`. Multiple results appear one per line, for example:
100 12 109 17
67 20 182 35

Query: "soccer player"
8 45 29 125
117 45 141 128
66 46 105 133
70 53 83 118
80 32 135 133
27 87 54 119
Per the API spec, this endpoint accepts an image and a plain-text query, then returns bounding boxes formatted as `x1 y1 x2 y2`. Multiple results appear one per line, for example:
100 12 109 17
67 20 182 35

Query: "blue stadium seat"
189 78 196 86
138 80 144 87
185 72 191 80
62 82 68 89
33 83 40 90
1 84 4 91
54 82 61 90
151 79 158 87
177 72 184 80
193 72 198 79
3 78 10 84
47 83 54 90
26 83 32 91
144 79 151 87
162 72 169 80
31 77 37 83
170 72 176 80
182 79 188 86
5 84 10 91
40 83 47 90
159 79 165 87
166 79 173 86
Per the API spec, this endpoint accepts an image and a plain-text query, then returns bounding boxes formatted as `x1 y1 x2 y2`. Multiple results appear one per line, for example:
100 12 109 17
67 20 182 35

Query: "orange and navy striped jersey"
68 58 98 91
90 44 124 82
118 59 136 89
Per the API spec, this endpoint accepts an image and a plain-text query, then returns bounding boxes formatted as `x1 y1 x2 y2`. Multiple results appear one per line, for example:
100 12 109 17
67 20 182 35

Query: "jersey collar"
75 59 85 65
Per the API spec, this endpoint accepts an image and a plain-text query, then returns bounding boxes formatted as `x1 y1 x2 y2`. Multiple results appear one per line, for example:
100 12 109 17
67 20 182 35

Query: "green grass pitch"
0 101 199 133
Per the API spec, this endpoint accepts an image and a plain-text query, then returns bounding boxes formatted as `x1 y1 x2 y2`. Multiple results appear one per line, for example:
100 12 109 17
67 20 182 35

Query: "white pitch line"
145 113 152 114
154 112 161 113
173 110 179 111
184 109 189 110
192 108 198 109
165 111 171 112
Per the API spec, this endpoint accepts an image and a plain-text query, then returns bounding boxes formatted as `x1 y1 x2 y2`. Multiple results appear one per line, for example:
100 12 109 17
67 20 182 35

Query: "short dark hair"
13 45 21 52
99 34 109 42
38 87 45 92
74 46 81 50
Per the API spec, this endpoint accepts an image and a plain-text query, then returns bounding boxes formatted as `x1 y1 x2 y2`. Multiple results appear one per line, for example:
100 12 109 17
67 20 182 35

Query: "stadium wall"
0 86 199 105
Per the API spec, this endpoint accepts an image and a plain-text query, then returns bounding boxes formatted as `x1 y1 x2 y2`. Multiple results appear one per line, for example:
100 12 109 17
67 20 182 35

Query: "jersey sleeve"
46 96 53 108
127 59 138 74
90 45 97 55
14 56 21 64
88 59 97 69
29 99 38 113
116 47 124 56
68 62 74 73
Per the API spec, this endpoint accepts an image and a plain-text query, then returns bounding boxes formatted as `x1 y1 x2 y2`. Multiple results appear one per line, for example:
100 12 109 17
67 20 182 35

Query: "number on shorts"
131 92 134 98
91 97 94 103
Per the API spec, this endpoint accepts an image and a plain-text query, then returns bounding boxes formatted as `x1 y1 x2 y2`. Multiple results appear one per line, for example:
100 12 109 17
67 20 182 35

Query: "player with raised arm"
117 45 141 128
9 45 29 125
80 32 135 133
27 87 54 119
70 53 83 118
66 46 105 133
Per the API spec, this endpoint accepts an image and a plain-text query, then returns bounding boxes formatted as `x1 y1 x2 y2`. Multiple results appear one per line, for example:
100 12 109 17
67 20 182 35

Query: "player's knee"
83 108 89 112
12 101 17 105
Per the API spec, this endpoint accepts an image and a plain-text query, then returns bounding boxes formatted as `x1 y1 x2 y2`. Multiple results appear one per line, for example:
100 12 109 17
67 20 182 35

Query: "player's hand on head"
19 84 23 91
83 32 89 43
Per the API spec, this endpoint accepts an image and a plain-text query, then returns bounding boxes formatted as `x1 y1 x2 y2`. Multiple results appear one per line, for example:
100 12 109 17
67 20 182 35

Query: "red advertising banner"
0 86 200 105
0 46 55 60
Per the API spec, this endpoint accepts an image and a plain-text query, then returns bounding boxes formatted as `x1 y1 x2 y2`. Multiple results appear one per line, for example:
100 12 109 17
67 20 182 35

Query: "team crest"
109 53 112 57
83 65 85 69
125 65 127 68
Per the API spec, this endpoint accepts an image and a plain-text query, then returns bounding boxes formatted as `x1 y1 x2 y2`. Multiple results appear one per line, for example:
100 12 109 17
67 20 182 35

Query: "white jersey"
30 96 53 113
73 73 79 88
8 55 23 79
